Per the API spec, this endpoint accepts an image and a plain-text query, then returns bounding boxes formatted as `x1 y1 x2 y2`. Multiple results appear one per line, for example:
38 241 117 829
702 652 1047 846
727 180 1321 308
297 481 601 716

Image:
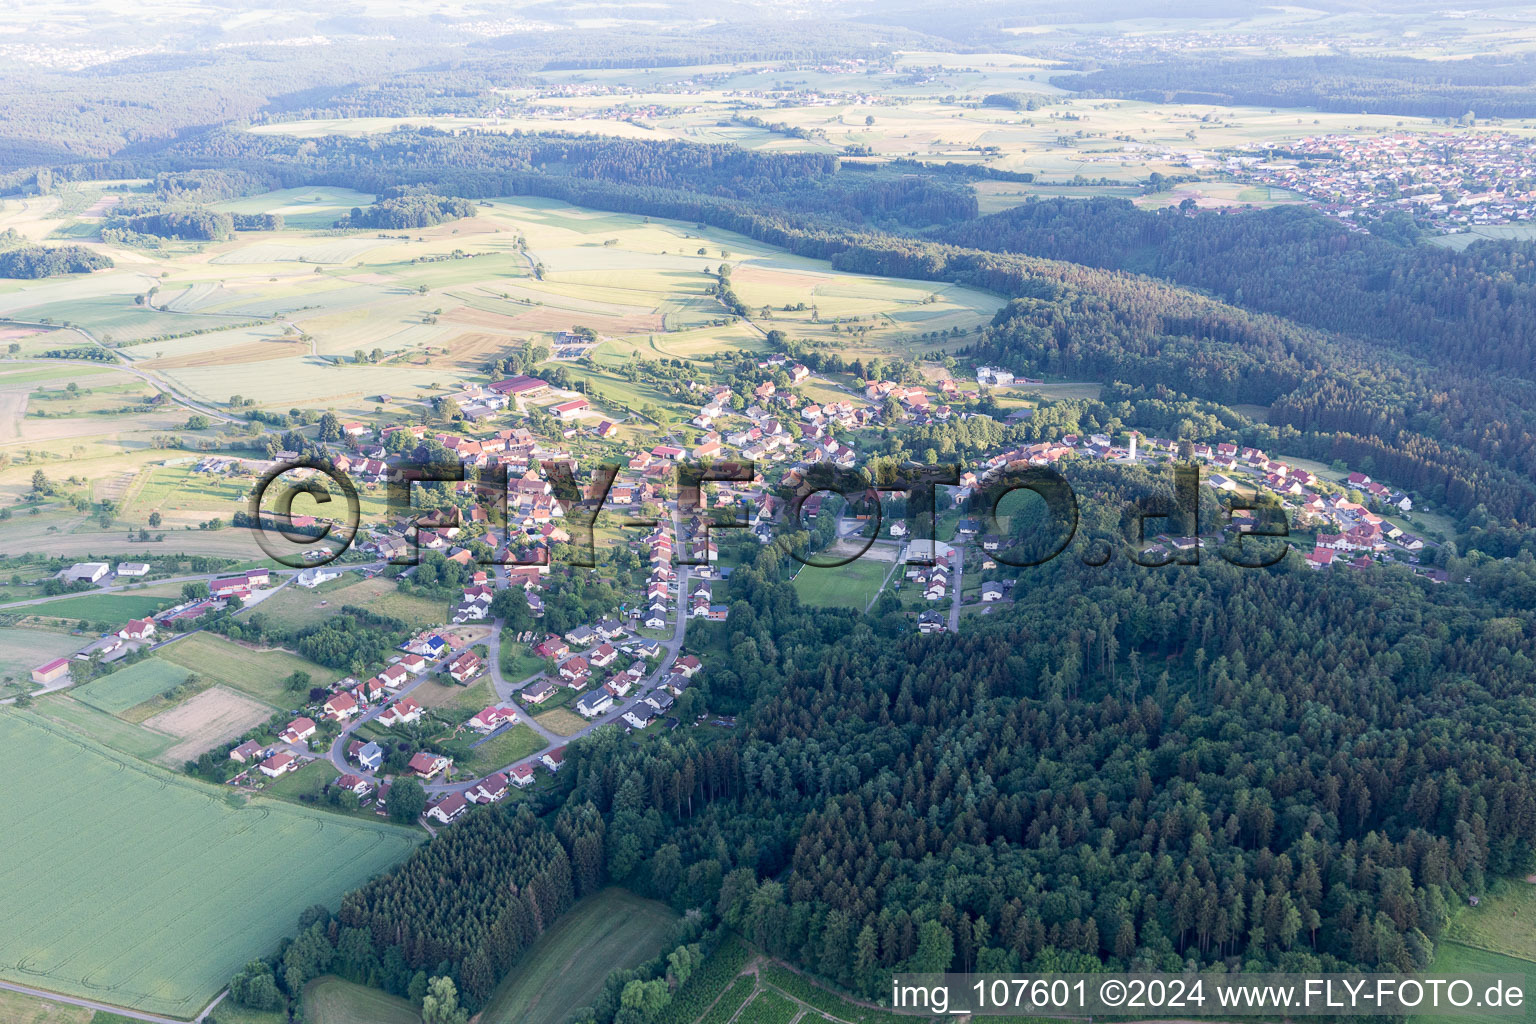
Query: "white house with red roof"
117 618 156 641
674 655 702 677
448 651 483 682
428 791 468 823
377 697 424 727
408 752 450 779
509 763 535 788
541 747 566 772
467 705 518 734
324 692 359 721
468 773 509 803
259 751 297 777
279 717 316 745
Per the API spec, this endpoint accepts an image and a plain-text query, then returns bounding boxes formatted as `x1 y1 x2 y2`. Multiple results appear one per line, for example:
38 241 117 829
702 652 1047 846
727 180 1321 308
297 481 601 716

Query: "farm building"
489 375 551 398
551 398 590 419
62 562 110 584
115 563 150 577
31 658 71 686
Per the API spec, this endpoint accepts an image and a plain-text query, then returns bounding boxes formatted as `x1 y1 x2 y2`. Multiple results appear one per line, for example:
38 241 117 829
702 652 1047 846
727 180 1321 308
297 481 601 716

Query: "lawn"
14 593 171 622
0 988 92 1024
1412 942 1532 1024
500 648 548 683
0 710 420 1018
480 888 678 1024
72 657 195 714
158 632 338 706
462 723 546 775
304 976 420 1024
790 556 892 610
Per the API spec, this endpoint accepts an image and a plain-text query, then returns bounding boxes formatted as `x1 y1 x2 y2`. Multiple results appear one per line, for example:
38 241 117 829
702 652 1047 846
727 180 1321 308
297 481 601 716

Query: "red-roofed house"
377 697 423 727
408 752 450 779
279 717 316 744
467 705 518 734
428 792 468 823
541 746 566 772
509 763 535 788
31 658 71 686
117 618 156 641
448 651 483 682
324 692 359 720
259 752 297 777
468 773 510 803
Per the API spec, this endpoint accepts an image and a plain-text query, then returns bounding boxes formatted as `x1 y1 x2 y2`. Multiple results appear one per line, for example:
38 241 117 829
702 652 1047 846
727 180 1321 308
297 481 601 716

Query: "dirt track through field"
0 390 27 442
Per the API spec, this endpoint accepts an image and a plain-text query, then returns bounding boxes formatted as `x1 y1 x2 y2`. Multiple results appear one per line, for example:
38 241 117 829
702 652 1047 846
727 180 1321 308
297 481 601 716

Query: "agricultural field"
461 722 546 775
480 888 678 1024
143 684 274 765
0 989 93 1024
157 632 339 706
11 593 170 622
72 657 195 714
30 693 178 761
1412 942 1533 1024
0 710 420 1018
303 976 420 1024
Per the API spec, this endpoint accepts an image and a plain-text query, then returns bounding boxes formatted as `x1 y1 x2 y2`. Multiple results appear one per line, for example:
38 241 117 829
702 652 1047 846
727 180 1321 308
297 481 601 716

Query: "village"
1231 131 1536 233
12 336 1452 836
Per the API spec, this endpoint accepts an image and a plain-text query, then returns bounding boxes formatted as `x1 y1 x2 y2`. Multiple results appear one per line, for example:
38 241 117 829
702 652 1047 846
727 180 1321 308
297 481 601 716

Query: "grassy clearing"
791 557 890 610
254 577 446 632
0 710 419 1018
1445 877 1536 961
533 707 587 736
304 976 420 1024
157 632 337 706
480 888 678 1024
72 657 195 714
462 723 546 775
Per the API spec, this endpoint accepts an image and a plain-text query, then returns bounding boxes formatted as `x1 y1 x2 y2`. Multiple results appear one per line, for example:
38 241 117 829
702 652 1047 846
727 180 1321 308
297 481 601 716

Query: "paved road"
0 979 225 1024
322 516 696 800
946 544 964 632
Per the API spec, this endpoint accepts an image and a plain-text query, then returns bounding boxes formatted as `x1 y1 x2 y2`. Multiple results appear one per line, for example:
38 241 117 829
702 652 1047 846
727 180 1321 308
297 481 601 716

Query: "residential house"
428 791 468 823
377 697 424 727
259 752 297 777
408 752 450 779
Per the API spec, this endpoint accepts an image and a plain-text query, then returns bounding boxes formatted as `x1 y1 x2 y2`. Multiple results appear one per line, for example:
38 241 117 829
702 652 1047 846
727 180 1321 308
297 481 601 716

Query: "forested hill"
246 474 1536 1017
1053 54 1536 118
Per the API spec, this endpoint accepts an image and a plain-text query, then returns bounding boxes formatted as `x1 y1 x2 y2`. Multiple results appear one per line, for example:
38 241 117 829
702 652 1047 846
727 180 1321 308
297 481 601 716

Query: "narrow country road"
0 979 226 1024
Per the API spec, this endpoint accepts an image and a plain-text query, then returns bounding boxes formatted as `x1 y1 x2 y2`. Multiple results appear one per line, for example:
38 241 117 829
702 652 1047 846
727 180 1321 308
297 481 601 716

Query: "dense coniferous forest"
1054 54 1536 118
236 475 1536 1018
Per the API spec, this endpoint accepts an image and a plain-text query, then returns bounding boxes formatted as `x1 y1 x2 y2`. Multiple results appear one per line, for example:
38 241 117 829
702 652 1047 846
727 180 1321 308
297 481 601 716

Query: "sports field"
0 711 420 1018
158 632 339 705
304 976 420 1024
72 657 194 714
480 888 678 1024
791 556 893 610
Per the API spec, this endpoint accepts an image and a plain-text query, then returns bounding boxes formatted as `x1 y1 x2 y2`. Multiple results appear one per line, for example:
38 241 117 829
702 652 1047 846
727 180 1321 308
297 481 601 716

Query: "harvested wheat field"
143 338 309 370
145 685 274 765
